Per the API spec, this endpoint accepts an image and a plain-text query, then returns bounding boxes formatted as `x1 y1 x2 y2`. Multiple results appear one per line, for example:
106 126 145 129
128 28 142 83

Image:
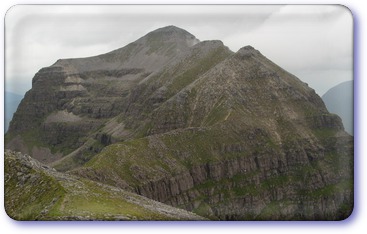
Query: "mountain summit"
140 25 199 46
5 26 353 220
51 26 199 76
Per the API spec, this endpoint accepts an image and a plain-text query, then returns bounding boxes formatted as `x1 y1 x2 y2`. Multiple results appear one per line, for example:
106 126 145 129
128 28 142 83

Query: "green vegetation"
258 200 294 220
192 202 217 219
313 128 338 140
202 98 228 126
167 46 230 96
5 155 66 220
16 129 47 153
46 178 184 220
302 179 353 198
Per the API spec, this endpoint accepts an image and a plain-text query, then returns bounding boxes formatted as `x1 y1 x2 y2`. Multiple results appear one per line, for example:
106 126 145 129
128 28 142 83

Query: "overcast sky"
5 5 353 96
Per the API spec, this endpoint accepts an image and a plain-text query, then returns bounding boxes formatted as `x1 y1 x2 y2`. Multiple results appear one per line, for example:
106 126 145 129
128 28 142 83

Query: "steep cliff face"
5 26 353 220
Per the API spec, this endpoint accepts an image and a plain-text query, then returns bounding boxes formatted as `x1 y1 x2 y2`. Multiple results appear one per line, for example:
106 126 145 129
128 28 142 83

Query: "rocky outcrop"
145 143 352 220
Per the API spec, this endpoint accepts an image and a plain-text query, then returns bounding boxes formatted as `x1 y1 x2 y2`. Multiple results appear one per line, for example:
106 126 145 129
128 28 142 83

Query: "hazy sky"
5 5 353 96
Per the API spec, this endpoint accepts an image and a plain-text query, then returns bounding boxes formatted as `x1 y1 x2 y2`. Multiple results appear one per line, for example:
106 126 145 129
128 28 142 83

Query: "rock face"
5 26 353 220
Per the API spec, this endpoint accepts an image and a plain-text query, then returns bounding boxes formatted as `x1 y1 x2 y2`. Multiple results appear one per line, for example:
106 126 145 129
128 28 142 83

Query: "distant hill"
4 92 23 133
322 80 353 135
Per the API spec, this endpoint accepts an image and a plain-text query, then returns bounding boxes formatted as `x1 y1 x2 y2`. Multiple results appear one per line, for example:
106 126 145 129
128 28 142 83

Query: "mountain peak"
236 45 261 57
149 25 194 35
142 25 200 47
153 25 188 33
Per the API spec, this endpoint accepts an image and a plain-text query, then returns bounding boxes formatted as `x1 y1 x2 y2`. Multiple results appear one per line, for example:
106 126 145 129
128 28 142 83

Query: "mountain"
5 25 205 165
322 80 353 135
4 92 23 133
5 26 353 220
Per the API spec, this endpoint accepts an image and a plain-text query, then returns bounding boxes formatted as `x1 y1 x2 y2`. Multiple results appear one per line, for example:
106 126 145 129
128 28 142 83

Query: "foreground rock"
4 150 206 221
